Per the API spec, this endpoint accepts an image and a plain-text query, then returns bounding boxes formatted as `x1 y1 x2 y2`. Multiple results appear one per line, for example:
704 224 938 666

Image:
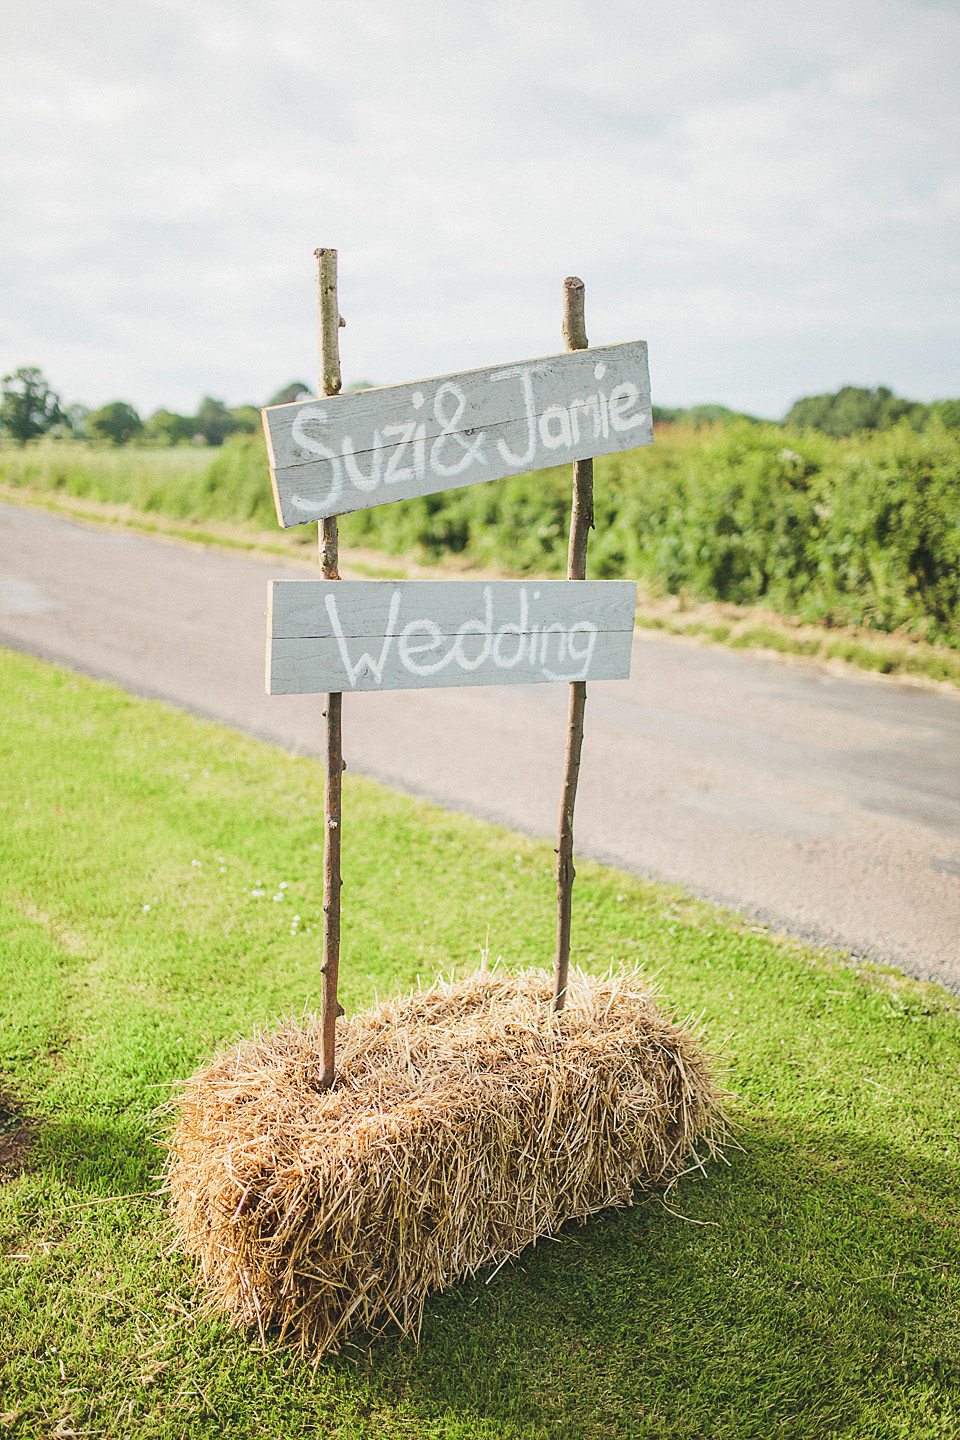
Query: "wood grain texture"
267 579 636 695
261 341 652 527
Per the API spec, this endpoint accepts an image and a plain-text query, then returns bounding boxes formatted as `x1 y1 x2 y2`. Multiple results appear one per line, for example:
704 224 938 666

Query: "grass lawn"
1 646 959 1439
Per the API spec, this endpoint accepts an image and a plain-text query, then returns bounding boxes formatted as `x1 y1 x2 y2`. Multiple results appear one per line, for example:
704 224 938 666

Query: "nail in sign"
267 580 637 695
261 341 651 527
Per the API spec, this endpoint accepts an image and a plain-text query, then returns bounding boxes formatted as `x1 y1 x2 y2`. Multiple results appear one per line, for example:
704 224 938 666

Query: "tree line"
0 368 311 447
653 387 960 435
2 365 959 447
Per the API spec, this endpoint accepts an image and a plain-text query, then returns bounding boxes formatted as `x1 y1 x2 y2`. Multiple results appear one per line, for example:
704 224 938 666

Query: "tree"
650 403 758 427
785 385 925 436
266 381 311 407
193 396 236 446
143 408 194 446
63 404 91 437
87 401 143 446
0 366 64 444
685 403 759 427
229 404 261 435
929 399 960 431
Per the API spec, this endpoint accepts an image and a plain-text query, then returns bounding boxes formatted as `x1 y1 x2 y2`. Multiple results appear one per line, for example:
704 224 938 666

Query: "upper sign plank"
261 341 651 527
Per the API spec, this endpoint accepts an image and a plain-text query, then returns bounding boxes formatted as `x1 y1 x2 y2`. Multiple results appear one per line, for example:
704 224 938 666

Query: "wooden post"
553 276 594 1011
316 246 344 1087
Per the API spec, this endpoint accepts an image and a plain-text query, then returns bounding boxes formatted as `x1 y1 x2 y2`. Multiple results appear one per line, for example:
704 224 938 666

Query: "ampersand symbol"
430 382 486 477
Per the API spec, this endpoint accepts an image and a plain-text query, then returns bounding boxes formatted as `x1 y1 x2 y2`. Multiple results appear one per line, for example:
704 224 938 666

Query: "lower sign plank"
267 580 637 695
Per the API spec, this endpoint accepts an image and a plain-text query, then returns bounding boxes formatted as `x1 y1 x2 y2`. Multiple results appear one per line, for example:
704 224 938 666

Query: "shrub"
4 421 959 645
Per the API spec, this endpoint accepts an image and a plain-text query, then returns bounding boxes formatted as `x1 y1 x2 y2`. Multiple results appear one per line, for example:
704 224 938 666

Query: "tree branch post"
553 276 594 1011
316 246 344 1087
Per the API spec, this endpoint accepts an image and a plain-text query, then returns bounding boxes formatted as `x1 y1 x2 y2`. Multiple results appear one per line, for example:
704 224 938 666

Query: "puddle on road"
0 577 57 615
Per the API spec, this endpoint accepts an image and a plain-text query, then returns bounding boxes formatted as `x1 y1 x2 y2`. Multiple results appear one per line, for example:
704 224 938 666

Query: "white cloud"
1 0 958 417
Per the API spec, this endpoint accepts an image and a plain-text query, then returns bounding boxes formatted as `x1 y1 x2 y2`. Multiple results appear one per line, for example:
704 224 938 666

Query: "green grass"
637 609 960 687
0 438 211 508
0 436 275 529
2 649 960 1439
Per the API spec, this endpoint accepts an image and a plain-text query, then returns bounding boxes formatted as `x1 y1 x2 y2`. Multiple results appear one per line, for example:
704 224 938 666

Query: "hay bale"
166 968 723 1354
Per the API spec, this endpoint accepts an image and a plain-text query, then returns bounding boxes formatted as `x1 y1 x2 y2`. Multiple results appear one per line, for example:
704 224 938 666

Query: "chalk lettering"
452 587 494 670
413 421 427 479
598 389 610 438
569 396 601 443
290 406 343 513
539 621 567 666
430 381 486 477
325 588 401 686
492 588 528 668
264 343 652 526
490 365 538 467
608 381 644 431
342 434 382 491
539 405 573 450
320 585 604 685
382 421 417 485
543 620 597 682
398 618 450 675
268 579 636 694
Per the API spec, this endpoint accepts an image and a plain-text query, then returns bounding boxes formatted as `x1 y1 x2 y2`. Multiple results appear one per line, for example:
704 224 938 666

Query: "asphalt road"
3 501 959 991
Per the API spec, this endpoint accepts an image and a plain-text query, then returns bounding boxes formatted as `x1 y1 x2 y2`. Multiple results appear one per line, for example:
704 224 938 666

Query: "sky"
1 0 958 420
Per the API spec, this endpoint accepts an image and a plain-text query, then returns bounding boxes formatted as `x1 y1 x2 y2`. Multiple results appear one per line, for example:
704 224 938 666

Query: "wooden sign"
267 579 637 695
261 341 651 527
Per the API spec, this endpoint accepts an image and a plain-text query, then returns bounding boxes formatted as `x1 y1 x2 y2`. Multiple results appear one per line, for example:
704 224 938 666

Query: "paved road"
3 502 959 991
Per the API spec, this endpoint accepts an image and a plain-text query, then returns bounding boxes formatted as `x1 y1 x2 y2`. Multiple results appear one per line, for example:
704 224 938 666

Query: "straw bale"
166 967 723 1354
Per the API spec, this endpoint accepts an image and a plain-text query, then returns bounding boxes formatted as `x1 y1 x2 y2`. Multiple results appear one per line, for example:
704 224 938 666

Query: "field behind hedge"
3 418 959 646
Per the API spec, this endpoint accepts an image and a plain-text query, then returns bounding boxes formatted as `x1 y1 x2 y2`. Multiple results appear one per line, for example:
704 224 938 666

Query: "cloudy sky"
2 0 958 418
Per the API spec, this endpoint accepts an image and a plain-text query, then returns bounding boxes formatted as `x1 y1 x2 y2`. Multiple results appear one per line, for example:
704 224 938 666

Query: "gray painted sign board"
261 340 651 528
267 579 637 695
